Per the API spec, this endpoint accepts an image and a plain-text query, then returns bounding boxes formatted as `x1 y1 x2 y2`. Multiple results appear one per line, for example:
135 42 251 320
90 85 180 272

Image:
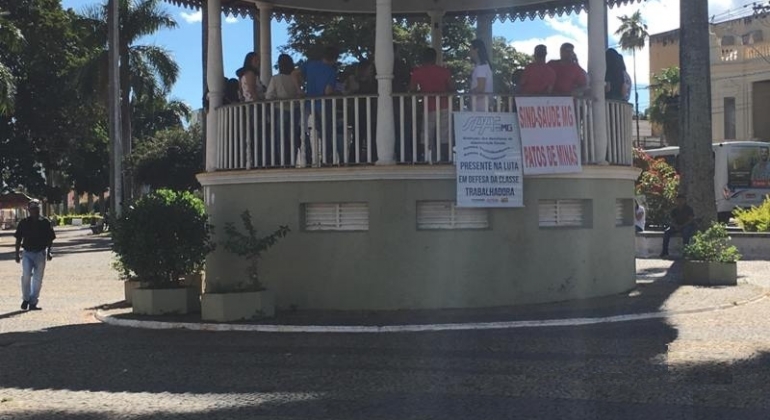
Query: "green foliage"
129 125 203 192
111 189 214 288
683 222 741 263
220 211 290 292
634 148 680 227
78 0 179 104
648 66 680 146
282 16 530 94
0 9 23 115
0 0 97 197
131 92 191 142
733 195 770 232
615 11 648 52
51 214 103 226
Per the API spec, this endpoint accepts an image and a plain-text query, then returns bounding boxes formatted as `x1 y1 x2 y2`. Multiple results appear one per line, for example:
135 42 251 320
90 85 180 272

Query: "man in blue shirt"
293 47 340 164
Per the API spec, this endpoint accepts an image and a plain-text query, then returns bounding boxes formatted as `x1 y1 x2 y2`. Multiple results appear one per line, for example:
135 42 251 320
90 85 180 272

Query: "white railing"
217 95 378 169
606 100 633 165
716 42 770 63
216 94 633 170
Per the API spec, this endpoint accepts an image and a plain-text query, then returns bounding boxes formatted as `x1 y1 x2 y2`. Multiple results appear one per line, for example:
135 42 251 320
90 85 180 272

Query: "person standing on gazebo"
14 199 55 311
293 46 340 164
469 39 493 111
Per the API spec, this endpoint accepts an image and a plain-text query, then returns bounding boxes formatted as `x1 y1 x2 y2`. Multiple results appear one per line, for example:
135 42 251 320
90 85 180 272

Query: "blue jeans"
662 224 696 255
21 250 47 305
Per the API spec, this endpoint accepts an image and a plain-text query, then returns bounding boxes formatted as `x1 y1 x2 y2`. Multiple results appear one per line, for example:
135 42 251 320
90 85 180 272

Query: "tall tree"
679 0 715 224
128 125 203 192
282 17 530 93
79 0 179 198
0 0 97 200
615 10 648 146
0 9 22 115
648 67 680 146
131 89 191 142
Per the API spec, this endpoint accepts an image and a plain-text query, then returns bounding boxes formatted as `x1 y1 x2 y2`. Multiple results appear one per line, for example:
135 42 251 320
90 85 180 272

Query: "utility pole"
108 0 122 217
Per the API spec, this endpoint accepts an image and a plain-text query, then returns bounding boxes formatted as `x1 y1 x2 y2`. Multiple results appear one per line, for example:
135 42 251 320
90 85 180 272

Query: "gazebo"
166 0 641 313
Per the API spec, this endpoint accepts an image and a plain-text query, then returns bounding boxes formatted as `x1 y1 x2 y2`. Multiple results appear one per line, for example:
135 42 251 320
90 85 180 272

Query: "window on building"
724 97 736 140
416 201 489 230
304 202 369 231
538 199 591 228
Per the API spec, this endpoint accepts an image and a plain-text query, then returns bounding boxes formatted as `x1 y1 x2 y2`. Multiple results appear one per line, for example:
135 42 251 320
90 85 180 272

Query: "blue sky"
61 0 747 113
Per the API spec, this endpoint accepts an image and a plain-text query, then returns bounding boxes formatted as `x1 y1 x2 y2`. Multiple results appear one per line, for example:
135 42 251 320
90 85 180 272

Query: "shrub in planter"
683 223 741 286
202 211 288 321
112 189 214 313
733 196 770 232
634 148 679 228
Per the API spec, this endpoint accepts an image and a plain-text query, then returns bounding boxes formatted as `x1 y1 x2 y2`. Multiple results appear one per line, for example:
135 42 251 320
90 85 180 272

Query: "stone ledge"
636 231 770 259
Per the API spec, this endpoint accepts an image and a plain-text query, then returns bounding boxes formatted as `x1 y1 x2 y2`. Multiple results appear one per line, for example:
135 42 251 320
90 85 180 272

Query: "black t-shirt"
14 217 56 252
671 205 694 226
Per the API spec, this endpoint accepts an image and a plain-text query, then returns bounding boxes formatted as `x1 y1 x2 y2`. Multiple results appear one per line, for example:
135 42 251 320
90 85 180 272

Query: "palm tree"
131 88 191 142
78 0 179 198
680 0 716 224
0 10 23 115
615 10 648 147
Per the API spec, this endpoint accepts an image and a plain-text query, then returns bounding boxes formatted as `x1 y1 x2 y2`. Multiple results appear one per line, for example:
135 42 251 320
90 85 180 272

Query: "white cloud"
180 10 202 24
225 15 238 24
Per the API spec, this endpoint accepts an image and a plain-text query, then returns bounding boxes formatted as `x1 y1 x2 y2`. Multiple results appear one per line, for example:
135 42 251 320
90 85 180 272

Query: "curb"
94 291 769 334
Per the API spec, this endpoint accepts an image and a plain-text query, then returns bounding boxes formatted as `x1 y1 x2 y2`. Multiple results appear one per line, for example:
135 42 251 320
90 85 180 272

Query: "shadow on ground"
0 235 111 261
0 319 769 418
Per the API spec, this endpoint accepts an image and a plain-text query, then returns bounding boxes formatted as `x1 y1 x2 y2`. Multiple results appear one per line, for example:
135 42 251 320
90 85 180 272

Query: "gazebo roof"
166 0 644 22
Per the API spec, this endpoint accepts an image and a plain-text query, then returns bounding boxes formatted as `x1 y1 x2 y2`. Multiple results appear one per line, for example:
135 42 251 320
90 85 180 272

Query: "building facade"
650 14 770 143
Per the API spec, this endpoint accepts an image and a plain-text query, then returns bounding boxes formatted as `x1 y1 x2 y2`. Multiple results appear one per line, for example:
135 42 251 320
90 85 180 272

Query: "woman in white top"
236 52 265 102
266 54 303 100
267 54 304 165
469 39 493 111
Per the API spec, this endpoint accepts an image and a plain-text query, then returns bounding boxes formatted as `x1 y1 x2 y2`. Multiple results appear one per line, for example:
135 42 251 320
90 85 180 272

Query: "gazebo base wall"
200 167 637 311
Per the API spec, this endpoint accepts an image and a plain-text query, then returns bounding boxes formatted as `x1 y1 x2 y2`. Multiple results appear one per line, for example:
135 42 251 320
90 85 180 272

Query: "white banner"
454 112 524 208
516 96 582 175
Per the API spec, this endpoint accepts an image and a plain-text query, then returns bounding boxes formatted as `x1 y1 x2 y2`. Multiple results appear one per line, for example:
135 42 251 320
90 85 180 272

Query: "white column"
588 0 608 164
205 0 224 172
429 11 444 65
375 0 395 165
475 14 494 63
257 2 272 86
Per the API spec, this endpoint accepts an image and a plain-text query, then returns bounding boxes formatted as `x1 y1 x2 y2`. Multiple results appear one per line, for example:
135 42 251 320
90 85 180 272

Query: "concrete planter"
124 279 144 305
132 288 189 315
682 261 738 286
201 290 275 322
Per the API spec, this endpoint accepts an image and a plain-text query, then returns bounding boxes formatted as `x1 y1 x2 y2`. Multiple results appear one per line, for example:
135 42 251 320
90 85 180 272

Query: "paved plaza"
2 228 770 419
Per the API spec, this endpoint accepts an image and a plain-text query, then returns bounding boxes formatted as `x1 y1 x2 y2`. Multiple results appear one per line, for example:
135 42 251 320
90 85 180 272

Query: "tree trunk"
120 46 133 203
679 0 716 225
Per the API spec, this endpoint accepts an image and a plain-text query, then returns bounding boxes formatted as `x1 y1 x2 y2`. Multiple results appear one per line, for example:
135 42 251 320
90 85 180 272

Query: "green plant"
733 196 770 232
634 148 679 227
683 222 741 263
220 211 289 292
53 214 104 226
111 189 214 288
648 66 680 145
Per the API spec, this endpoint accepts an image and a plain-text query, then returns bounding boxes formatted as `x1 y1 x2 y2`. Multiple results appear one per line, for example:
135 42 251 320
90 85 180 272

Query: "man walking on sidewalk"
14 199 55 311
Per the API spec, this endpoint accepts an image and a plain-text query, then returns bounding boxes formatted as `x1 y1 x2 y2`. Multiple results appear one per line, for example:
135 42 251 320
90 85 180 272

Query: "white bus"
645 141 770 222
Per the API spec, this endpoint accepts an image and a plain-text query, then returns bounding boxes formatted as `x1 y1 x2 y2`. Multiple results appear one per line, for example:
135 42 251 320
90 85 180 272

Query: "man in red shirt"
548 43 588 95
517 44 556 95
410 48 455 161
